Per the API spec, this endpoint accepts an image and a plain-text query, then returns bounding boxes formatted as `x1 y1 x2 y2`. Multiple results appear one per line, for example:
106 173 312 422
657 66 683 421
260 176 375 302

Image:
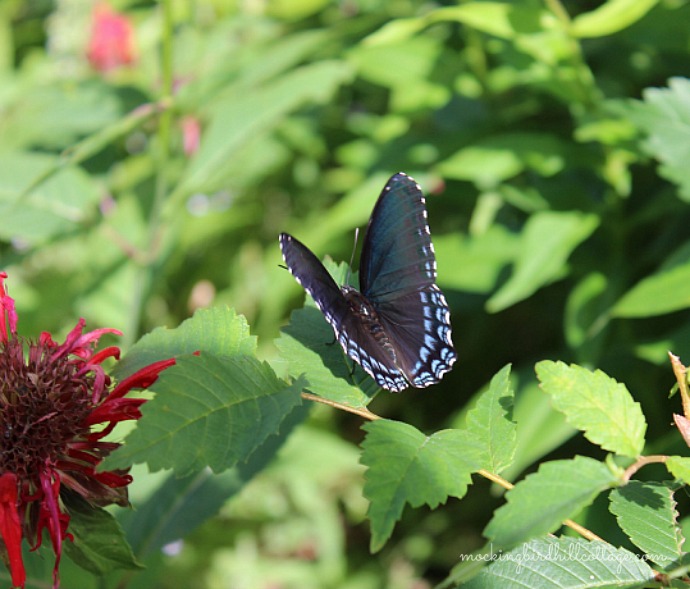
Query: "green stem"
124 0 175 346
544 0 602 110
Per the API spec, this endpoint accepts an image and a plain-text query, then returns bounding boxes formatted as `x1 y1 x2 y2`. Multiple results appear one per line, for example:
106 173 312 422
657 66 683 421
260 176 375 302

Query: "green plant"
3 0 690 587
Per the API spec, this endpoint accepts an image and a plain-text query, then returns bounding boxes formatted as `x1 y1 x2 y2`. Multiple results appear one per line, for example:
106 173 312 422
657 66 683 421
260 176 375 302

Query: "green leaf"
465 364 516 474
487 212 599 312
499 375 576 482
113 307 257 380
276 260 379 408
484 456 619 548
571 0 662 38
62 494 141 575
104 353 304 476
624 77 690 201
440 133 572 188
0 152 100 244
364 3 545 45
171 60 353 203
666 456 690 485
536 361 647 457
609 481 684 567
564 272 609 362
122 403 310 557
434 225 519 294
463 537 655 588
361 420 481 552
613 262 690 317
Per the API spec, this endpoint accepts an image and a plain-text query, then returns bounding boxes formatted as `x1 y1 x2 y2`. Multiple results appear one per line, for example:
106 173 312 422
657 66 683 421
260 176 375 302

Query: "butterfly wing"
359 172 436 298
376 285 456 388
279 233 352 330
279 233 408 391
359 173 457 387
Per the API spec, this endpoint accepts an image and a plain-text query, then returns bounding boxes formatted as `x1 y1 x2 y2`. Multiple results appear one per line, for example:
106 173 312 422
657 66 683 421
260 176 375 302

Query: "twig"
300 392 381 421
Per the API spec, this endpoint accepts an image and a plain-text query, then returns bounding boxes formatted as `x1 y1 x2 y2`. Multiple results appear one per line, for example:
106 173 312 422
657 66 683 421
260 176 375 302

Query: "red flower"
180 115 202 157
0 272 174 588
87 2 137 72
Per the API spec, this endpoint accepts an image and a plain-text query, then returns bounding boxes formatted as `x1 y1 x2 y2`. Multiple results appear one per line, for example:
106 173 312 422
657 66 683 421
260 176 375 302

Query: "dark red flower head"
0 272 174 588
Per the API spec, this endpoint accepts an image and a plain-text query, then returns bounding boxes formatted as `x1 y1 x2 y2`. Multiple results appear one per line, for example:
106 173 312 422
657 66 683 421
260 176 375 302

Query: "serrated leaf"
536 361 647 457
114 307 257 380
104 354 304 476
609 481 683 567
62 494 140 575
276 260 379 408
500 376 577 481
463 537 655 588
485 456 619 548
613 262 690 318
667 456 690 485
122 402 310 557
571 0 661 38
487 212 598 312
361 420 482 552
465 364 516 473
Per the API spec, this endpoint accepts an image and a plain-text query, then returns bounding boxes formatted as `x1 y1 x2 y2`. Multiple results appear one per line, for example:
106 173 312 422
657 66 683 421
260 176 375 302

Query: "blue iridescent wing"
359 173 457 387
360 173 436 298
279 233 408 391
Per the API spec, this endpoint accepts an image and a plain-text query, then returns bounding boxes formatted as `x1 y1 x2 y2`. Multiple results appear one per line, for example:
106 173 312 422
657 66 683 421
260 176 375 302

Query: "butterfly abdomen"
341 285 399 364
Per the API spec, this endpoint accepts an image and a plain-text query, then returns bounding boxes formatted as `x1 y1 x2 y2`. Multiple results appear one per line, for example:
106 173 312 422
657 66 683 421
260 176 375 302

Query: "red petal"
107 357 176 399
0 473 26 588
0 272 18 343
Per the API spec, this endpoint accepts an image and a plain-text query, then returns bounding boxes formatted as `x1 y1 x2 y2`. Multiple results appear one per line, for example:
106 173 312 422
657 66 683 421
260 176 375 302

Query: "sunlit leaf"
361 420 482 551
484 456 619 548
572 0 662 38
487 212 598 312
463 537 654 588
465 364 516 474
536 361 647 457
104 353 304 476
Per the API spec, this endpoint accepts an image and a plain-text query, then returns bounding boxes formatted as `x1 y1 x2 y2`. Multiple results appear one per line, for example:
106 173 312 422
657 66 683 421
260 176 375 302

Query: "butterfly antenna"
345 228 359 286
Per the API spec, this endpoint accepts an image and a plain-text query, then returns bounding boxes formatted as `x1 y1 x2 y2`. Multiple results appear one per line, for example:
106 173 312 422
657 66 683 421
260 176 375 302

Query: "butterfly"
280 172 456 392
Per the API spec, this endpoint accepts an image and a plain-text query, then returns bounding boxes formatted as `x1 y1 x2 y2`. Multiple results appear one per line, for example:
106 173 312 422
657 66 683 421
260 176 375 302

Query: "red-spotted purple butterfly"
280 172 456 392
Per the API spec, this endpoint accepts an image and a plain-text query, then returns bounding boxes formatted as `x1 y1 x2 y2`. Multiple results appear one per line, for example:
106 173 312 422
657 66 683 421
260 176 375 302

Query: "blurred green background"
3 0 690 587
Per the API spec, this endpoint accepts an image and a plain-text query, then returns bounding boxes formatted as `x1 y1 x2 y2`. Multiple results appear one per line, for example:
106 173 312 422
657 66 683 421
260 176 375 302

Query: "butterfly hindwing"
335 311 409 392
375 285 456 387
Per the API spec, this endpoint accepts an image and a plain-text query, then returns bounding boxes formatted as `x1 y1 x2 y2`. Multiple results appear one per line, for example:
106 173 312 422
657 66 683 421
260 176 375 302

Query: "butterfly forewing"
279 234 349 328
360 173 436 299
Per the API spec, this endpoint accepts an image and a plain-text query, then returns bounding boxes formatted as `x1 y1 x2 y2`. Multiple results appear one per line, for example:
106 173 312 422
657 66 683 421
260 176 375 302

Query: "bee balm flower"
0 272 173 588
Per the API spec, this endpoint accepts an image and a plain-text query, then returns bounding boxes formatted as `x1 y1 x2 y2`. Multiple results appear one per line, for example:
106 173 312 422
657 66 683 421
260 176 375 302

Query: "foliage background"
2 0 690 587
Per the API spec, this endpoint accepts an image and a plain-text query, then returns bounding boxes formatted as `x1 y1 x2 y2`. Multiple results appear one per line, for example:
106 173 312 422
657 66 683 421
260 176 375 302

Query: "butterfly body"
280 172 456 392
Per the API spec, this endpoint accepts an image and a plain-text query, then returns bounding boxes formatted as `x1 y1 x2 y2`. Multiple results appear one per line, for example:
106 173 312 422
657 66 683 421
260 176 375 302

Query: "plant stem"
124 0 175 346
622 454 669 482
303 395 605 543
301 392 382 421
